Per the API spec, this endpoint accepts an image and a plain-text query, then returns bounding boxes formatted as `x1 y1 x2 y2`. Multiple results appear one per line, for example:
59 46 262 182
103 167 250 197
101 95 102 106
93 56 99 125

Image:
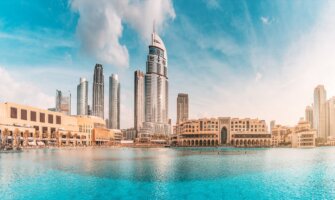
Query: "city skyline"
2 1 335 128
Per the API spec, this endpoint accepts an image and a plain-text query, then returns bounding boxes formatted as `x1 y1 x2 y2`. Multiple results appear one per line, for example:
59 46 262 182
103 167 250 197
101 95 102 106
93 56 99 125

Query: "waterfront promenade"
1 147 335 200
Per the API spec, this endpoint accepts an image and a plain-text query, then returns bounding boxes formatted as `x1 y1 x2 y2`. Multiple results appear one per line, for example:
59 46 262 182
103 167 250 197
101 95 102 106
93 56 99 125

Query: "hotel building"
177 93 189 124
172 117 271 147
141 30 170 137
0 102 121 147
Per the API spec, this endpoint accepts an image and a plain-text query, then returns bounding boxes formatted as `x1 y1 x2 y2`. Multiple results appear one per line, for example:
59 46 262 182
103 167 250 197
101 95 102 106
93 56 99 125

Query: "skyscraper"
270 120 275 134
55 90 71 115
92 64 104 119
326 97 335 138
109 74 120 129
143 30 170 135
134 70 145 132
177 93 189 124
77 77 88 115
305 105 313 128
313 85 327 139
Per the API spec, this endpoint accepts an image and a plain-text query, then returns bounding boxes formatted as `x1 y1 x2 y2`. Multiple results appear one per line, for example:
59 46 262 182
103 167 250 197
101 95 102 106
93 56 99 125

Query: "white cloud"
168 2 335 127
204 0 220 9
0 67 54 109
70 0 175 68
260 16 270 25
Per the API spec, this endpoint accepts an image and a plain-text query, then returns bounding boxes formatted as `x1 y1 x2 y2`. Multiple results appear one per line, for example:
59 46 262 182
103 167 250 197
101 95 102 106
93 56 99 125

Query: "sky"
1 0 335 128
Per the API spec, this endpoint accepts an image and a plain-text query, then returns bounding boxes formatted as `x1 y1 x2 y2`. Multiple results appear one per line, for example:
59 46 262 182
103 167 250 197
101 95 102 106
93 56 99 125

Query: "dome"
151 32 167 61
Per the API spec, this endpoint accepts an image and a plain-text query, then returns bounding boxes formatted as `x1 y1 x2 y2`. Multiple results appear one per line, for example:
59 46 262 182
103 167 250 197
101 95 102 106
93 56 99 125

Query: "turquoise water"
1 147 335 200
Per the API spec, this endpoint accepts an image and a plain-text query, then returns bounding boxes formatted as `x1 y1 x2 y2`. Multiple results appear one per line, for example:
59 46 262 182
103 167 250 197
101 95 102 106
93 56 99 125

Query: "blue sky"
1 0 335 128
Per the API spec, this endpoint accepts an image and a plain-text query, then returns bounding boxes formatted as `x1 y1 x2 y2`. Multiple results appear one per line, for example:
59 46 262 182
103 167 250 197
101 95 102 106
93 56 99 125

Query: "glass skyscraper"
142 31 170 135
177 93 189 124
77 77 88 115
109 74 120 129
134 70 145 133
92 64 104 119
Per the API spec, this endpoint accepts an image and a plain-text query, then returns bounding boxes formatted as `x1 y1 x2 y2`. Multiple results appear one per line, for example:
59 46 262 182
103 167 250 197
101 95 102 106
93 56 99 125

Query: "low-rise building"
271 125 293 147
0 102 121 147
174 117 271 147
291 120 316 148
122 128 137 140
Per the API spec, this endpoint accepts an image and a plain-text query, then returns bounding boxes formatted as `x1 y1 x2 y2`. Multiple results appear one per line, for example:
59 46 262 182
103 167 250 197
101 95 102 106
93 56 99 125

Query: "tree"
23 130 29 147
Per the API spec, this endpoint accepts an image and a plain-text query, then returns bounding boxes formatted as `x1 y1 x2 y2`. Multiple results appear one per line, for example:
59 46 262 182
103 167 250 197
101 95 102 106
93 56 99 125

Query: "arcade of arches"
230 139 271 147
180 139 219 146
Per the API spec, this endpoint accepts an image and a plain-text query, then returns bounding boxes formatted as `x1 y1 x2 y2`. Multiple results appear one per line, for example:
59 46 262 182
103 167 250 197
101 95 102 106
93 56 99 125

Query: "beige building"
313 85 327 139
326 97 335 138
271 125 293 146
305 105 313 128
172 117 271 147
291 120 316 148
0 102 120 147
230 118 270 147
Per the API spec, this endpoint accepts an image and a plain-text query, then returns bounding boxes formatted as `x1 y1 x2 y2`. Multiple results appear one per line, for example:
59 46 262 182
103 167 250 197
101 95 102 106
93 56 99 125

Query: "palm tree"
1 128 9 148
23 130 29 147
55 131 60 147
13 128 20 148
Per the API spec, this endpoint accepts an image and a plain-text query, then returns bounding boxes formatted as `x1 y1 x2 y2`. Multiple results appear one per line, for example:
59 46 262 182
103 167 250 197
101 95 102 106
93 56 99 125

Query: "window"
51 128 56 133
40 113 45 123
31 111 36 122
10 107 17 119
21 109 27 120
34 126 39 131
48 114 53 124
42 127 48 133
56 116 61 125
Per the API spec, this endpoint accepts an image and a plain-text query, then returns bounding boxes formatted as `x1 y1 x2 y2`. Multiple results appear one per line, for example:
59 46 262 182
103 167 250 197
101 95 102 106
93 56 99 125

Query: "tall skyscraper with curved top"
92 64 104 119
142 31 170 135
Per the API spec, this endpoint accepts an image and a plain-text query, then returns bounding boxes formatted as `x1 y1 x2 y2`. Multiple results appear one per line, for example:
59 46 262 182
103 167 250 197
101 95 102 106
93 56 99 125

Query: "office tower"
177 93 189 124
313 85 327 139
326 97 335 137
270 120 275 134
77 77 88 115
134 70 145 132
143 30 170 135
92 64 104 119
55 90 71 115
109 74 120 129
305 106 313 128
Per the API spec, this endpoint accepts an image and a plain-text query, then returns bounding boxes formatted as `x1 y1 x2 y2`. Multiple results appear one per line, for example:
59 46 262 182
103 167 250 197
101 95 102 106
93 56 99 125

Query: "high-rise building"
134 70 145 132
143 30 170 135
313 85 327 139
77 77 88 115
270 120 275 134
109 74 120 129
92 64 104 119
305 105 313 128
55 90 71 115
177 93 189 124
326 97 335 138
